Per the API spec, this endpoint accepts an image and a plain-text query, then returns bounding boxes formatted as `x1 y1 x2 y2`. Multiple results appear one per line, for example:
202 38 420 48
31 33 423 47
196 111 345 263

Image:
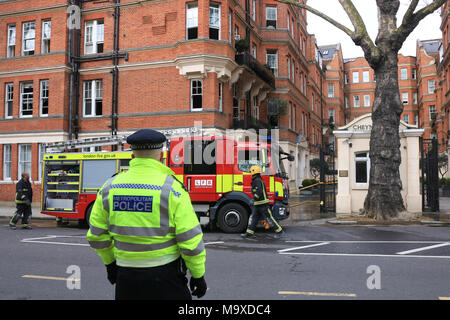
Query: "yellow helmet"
250 165 261 175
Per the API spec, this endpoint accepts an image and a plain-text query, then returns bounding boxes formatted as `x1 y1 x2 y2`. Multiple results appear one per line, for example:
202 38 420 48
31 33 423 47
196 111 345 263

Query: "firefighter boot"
272 230 285 239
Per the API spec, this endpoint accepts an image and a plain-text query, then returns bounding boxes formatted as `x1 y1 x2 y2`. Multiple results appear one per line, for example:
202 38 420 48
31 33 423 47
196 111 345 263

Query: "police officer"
241 165 284 239
10 172 33 230
87 129 207 300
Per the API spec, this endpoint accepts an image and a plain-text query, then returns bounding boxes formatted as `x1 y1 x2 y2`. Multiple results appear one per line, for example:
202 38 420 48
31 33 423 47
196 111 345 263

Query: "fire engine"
41 134 292 233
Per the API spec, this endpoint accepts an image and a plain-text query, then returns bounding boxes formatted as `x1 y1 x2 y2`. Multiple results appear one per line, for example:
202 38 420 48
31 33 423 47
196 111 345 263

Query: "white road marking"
21 235 89 246
278 242 330 253
278 240 450 259
278 290 356 297
396 242 450 255
278 252 450 259
204 241 225 245
21 236 224 247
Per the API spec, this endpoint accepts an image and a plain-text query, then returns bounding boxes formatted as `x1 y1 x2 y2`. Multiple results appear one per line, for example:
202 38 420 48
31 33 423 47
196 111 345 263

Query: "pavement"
0 194 449 226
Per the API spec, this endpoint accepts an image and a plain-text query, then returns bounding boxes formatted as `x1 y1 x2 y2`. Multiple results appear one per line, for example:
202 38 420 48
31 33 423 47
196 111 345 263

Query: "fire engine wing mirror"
279 151 294 162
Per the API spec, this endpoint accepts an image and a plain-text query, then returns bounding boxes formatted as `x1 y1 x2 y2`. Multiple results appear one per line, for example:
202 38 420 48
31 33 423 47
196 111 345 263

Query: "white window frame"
209 2 221 40
355 152 370 187
3 144 11 180
83 80 103 117
400 68 408 80
22 21 35 56
413 92 418 104
218 82 223 112
190 79 203 111
7 24 16 58
266 6 277 28
18 144 32 179
38 143 45 181
40 80 49 116
428 80 436 94
84 19 104 54
20 82 33 118
429 105 436 120
41 20 51 54
402 92 409 104
252 0 256 21
363 94 370 107
353 71 359 83
186 2 199 40
228 9 232 43
403 114 409 124
5 83 13 119
363 71 370 82
328 83 335 98
328 108 335 123
266 50 278 76
353 95 360 107
252 96 259 120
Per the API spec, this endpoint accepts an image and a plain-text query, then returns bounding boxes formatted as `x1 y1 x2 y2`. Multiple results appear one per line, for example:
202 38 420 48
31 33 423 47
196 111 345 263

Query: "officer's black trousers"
247 204 282 234
115 258 192 300
11 204 32 225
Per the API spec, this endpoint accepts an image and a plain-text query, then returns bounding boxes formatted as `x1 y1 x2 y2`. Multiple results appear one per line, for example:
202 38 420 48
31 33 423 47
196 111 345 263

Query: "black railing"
233 117 269 131
235 53 276 88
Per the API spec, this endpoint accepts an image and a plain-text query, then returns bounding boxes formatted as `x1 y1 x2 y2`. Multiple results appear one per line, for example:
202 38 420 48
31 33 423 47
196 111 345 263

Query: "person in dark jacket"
241 165 284 239
10 172 33 230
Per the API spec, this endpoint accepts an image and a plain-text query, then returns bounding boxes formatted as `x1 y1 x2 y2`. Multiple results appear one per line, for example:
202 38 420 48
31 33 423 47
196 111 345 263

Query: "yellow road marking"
439 297 450 300
22 275 80 281
279 291 357 297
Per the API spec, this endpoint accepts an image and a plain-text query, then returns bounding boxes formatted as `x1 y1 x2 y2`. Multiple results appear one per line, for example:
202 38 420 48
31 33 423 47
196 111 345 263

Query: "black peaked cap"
127 129 166 150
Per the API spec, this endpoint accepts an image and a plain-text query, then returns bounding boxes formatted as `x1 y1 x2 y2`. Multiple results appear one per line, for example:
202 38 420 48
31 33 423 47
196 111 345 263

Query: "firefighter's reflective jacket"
15 178 32 204
86 157 206 278
251 174 270 206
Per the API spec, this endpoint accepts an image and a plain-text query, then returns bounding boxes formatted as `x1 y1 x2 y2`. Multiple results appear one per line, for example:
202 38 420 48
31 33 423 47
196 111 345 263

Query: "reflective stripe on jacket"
15 178 32 204
86 157 206 278
251 174 269 206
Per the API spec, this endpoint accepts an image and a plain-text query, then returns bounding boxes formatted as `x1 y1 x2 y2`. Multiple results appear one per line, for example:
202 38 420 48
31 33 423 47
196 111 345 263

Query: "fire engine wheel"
216 203 249 233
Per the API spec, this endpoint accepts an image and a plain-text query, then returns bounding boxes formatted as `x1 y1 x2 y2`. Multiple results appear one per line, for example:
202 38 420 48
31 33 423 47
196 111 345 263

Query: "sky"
306 0 443 59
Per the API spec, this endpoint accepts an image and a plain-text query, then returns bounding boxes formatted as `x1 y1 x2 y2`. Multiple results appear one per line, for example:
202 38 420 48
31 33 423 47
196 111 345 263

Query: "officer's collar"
130 157 175 175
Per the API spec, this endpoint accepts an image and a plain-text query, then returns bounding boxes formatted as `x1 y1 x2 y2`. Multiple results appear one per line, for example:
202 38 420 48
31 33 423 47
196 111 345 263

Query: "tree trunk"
363 52 405 220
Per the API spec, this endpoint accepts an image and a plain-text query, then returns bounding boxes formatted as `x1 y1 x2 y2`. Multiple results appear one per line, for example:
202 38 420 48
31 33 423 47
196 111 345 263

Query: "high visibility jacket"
15 178 32 204
86 157 206 279
251 174 269 206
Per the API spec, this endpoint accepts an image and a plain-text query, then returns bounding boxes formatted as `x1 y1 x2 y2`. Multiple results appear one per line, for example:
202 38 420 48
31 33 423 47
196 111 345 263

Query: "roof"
318 44 340 60
419 39 442 54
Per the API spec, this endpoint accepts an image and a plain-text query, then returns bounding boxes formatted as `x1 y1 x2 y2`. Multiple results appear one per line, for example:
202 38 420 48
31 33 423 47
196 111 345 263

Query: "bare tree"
276 0 445 220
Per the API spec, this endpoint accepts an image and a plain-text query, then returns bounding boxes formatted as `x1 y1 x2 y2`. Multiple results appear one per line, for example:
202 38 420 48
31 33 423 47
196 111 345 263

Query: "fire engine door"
183 139 216 201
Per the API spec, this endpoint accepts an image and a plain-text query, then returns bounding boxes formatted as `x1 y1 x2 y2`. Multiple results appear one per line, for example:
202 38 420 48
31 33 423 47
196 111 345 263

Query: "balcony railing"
233 116 269 131
235 53 276 88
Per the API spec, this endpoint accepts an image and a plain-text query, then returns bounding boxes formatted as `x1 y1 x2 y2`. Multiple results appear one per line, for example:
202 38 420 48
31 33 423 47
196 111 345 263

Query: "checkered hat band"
131 143 164 150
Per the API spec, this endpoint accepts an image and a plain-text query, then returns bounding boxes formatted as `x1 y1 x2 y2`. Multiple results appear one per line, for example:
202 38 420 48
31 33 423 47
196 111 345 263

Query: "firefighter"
241 165 285 239
86 128 207 300
10 172 33 230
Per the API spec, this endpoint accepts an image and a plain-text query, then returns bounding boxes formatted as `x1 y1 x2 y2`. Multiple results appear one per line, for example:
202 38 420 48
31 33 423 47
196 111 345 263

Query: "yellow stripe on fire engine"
270 177 275 193
275 181 284 197
233 175 243 192
222 175 233 193
216 175 222 193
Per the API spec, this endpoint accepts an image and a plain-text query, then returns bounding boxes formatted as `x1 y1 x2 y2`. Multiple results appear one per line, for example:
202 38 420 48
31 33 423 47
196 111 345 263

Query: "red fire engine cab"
165 135 291 233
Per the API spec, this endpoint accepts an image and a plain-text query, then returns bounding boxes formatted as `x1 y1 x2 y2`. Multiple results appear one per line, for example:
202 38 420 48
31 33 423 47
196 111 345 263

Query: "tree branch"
396 0 446 45
274 0 355 38
402 0 420 25
275 0 381 67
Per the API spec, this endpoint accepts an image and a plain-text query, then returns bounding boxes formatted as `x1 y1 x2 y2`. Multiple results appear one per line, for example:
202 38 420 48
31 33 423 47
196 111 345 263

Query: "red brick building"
0 0 328 201
342 54 419 126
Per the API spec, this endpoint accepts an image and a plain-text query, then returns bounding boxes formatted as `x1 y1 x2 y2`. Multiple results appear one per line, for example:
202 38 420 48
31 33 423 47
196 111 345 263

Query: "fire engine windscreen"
237 149 271 175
